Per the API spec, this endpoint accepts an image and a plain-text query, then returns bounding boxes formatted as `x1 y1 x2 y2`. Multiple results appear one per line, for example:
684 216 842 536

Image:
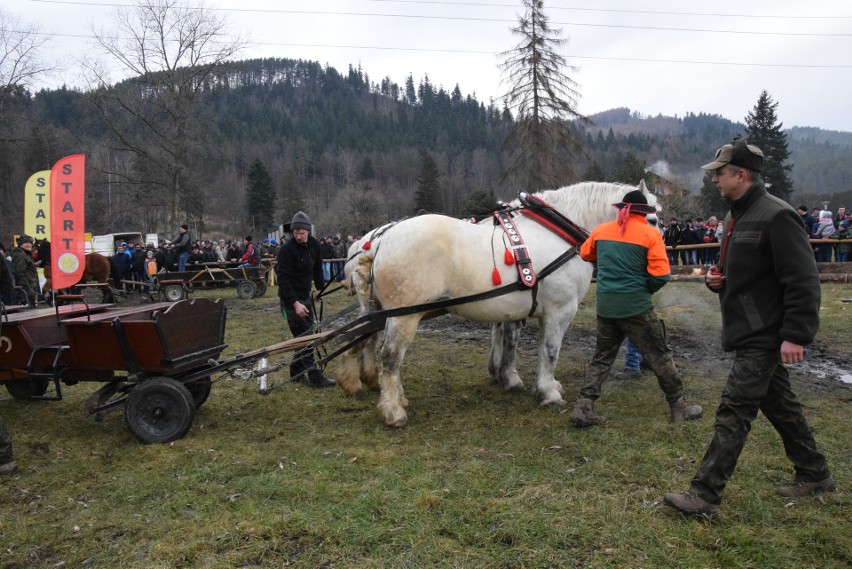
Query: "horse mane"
533 181 658 230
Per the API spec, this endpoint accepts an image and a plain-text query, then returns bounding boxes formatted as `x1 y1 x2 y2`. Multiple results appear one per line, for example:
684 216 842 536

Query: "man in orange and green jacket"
569 190 703 428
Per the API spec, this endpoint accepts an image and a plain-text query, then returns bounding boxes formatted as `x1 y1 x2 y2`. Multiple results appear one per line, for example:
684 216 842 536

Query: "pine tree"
279 167 306 226
698 171 726 218
583 161 607 182
612 152 647 184
745 90 793 201
246 158 275 231
498 0 589 190
414 153 442 213
359 157 375 181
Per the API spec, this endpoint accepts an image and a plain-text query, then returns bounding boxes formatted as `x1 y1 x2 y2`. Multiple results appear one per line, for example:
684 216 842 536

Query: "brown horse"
40 241 115 303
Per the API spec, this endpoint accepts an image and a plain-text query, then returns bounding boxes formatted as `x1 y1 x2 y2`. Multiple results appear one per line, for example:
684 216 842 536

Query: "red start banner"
50 154 86 290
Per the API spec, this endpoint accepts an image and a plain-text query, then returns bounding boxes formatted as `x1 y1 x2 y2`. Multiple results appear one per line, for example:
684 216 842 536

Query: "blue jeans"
332 260 345 281
322 261 331 282
178 252 190 272
625 339 641 371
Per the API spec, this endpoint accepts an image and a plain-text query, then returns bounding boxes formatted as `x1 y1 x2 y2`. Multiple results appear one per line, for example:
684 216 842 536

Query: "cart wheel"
185 376 212 409
254 279 268 297
237 280 258 299
5 378 50 400
163 284 185 302
124 377 195 443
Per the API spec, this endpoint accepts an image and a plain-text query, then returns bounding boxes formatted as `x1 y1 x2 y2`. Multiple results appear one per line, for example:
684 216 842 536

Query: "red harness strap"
519 193 589 246
494 210 537 288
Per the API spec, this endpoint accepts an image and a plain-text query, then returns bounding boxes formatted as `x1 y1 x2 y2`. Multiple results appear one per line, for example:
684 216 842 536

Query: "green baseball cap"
702 136 764 173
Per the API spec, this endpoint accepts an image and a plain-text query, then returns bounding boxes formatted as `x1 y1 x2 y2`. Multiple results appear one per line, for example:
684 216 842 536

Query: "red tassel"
492 267 502 285
362 240 371 250
504 248 514 265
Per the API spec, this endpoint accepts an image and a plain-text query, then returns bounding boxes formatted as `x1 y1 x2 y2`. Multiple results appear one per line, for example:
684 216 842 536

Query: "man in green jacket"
11 234 39 308
664 137 834 516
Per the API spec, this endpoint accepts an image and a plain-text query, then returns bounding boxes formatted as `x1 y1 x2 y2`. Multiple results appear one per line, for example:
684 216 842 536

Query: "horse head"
36 239 51 263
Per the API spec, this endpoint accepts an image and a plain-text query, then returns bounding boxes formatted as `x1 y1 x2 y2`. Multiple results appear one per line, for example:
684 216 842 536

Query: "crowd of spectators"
661 216 724 266
798 205 850 262
659 205 850 266
110 235 281 291
319 233 356 282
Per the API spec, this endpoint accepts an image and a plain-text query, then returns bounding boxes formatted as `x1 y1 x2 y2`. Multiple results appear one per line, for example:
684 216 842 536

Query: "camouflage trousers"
0 415 13 465
689 348 831 504
579 308 685 404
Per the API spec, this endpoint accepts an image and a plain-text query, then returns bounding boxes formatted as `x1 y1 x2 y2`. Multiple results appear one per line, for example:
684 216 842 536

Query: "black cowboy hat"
612 189 657 215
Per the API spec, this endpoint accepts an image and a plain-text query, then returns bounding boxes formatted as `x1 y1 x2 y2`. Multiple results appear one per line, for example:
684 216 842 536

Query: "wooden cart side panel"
60 304 172 371
154 298 227 365
0 304 112 368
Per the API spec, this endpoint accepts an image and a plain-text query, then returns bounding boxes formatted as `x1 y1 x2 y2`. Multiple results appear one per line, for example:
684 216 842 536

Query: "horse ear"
637 179 647 193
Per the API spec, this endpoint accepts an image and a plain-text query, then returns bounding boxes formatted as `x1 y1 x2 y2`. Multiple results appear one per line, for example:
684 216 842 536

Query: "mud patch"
419 314 851 394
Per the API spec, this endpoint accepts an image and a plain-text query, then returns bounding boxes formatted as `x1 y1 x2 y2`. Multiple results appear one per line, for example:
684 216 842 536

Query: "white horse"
337 181 658 427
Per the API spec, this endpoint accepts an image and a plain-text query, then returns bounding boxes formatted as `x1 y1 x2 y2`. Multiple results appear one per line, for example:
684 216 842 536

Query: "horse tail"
346 253 376 312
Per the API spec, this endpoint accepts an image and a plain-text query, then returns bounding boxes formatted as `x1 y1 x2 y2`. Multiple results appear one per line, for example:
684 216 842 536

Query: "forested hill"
4 57 850 237
585 107 852 197
204 58 498 154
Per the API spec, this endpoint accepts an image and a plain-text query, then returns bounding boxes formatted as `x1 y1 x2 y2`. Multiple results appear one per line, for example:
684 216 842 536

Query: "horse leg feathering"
488 322 524 391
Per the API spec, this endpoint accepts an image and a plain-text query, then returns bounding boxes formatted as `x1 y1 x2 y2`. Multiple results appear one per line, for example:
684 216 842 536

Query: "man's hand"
705 265 726 290
780 340 805 364
293 300 309 318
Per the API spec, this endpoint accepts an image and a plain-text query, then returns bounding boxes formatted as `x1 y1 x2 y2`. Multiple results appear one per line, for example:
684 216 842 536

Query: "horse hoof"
539 394 567 407
352 390 369 401
380 407 408 428
386 416 408 428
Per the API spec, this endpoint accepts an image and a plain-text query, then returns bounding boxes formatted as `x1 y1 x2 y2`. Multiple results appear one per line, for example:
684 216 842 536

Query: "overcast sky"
10 0 852 132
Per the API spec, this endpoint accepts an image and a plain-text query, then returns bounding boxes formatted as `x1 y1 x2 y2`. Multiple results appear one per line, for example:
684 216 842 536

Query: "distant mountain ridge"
586 107 852 146
582 107 852 200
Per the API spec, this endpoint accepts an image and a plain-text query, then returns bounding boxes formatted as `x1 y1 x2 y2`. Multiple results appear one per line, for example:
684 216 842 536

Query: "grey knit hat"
290 211 312 231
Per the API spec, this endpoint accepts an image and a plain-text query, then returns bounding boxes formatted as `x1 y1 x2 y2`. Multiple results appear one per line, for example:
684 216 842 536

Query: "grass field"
1 283 849 568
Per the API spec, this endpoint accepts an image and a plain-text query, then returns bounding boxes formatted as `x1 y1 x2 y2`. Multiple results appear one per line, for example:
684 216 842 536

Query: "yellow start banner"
24 170 51 241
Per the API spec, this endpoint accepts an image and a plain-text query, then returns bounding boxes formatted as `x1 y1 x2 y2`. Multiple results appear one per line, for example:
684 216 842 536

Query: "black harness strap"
316 244 581 363
320 197 586 364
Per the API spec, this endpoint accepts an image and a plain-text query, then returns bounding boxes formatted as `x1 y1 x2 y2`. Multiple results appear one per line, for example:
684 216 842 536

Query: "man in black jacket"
170 224 192 272
0 242 14 305
276 211 335 388
665 137 834 516
663 218 681 265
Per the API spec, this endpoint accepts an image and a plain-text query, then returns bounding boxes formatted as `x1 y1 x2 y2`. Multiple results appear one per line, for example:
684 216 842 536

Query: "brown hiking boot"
613 368 641 380
570 398 606 428
670 397 703 422
776 477 836 497
664 490 720 516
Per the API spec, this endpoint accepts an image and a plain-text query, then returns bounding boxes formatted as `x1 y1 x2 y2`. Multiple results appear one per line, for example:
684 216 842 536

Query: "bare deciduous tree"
0 8 51 98
84 0 246 231
0 8 52 233
499 0 589 191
